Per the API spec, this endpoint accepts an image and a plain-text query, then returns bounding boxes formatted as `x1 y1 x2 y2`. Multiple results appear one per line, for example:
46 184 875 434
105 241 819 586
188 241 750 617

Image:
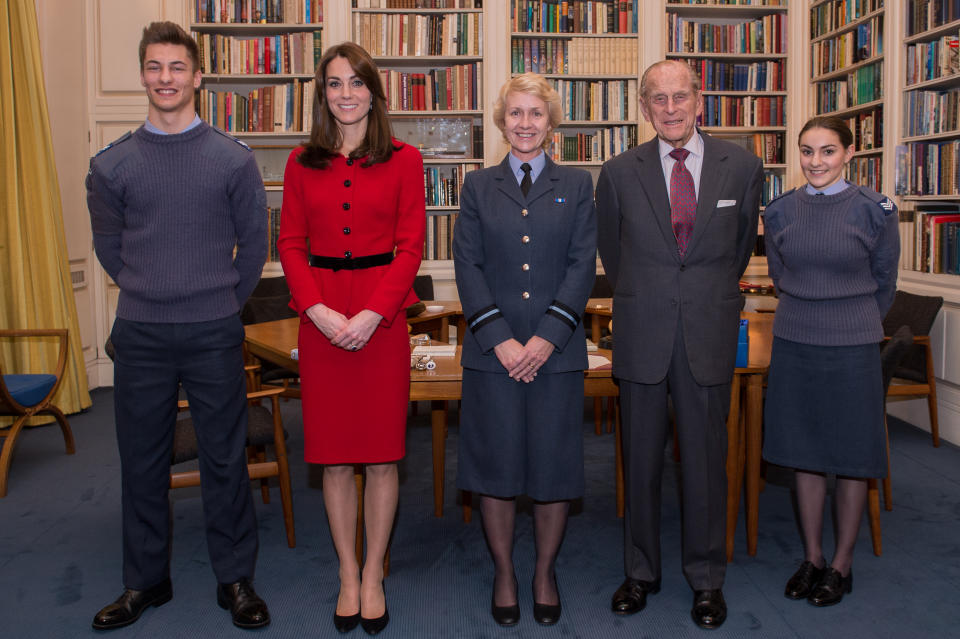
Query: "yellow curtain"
0 0 91 420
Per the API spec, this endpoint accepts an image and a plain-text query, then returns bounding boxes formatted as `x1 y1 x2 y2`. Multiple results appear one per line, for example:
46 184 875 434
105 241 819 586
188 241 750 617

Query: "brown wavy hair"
298 42 397 169
798 115 854 149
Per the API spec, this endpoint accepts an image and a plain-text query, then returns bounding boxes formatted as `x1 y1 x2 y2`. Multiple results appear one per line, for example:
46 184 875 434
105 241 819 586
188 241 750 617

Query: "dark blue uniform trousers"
110 316 258 590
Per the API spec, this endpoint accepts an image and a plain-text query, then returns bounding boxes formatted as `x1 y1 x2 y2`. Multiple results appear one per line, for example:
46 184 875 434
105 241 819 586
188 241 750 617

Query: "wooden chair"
171 364 296 548
866 324 914 556
881 291 944 447
241 276 301 398
0 329 75 497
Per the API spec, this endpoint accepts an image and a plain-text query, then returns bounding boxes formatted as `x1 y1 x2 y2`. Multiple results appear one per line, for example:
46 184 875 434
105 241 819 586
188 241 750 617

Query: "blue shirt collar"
508 150 546 186
805 179 850 196
145 114 203 135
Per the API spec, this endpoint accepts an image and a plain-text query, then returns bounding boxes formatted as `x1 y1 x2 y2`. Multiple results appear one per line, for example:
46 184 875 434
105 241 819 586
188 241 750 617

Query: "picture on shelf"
393 118 474 158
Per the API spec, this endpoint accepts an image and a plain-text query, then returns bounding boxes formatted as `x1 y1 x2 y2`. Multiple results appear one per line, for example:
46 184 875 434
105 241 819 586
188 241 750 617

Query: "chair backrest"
882 291 943 382
413 274 435 301
591 273 613 298
881 325 914 393
241 276 298 325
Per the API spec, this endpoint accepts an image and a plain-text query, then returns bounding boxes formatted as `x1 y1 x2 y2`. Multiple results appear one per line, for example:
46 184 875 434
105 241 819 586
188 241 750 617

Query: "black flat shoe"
611 577 660 615
217 578 270 628
360 609 389 635
808 568 852 607
785 561 825 600
533 576 561 625
334 612 361 633
491 575 520 626
691 589 726 629
92 578 173 630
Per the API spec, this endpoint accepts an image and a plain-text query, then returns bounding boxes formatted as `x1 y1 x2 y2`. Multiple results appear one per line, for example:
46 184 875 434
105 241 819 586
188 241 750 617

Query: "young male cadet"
596 60 762 630
86 21 269 630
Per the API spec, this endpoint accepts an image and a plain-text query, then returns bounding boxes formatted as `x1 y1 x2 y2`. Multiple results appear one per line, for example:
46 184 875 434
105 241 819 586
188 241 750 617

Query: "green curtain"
1 0 91 419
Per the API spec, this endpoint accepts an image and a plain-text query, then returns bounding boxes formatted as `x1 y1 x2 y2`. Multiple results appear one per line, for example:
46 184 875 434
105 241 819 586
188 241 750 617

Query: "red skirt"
297 310 410 464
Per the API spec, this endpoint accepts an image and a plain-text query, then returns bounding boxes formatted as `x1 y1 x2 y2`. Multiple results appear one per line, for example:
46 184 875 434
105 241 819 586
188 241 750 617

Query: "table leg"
745 373 764 556
440 317 450 344
593 397 602 435
591 314 601 343
724 375 743 562
456 318 466 345
431 400 446 517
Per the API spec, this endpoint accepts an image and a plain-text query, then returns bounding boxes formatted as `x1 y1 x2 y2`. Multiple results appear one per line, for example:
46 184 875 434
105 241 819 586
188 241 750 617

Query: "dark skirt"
763 337 886 478
457 369 585 501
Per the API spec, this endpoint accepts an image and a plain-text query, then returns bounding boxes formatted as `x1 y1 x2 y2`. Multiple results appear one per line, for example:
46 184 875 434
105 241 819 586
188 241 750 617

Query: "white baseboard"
86 358 114 389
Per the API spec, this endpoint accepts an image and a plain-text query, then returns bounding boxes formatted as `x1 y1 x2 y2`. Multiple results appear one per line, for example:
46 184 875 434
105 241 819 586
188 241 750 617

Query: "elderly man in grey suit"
596 60 762 630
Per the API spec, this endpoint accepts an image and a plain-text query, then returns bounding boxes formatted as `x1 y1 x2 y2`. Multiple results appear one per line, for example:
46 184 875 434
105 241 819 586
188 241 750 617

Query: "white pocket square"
717 199 737 207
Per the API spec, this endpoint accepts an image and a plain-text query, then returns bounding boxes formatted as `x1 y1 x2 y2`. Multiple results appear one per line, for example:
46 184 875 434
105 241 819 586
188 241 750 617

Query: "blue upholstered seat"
3 374 57 407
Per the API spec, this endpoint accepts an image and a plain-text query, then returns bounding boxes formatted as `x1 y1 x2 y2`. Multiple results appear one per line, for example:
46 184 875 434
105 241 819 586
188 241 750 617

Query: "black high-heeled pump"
533 575 561 625
360 582 389 635
491 575 520 626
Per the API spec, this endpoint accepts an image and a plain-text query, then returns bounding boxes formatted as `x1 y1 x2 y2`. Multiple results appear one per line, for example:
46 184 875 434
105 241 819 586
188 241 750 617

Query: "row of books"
810 16 883 78
424 213 457 261
194 32 322 75
510 37 638 75
669 0 784 4
354 1 481 7
844 108 883 152
547 78 638 122
720 132 784 164
685 59 785 92
666 14 787 55
906 0 960 37
903 87 960 137
814 62 883 112
197 81 314 132
547 126 638 163
424 164 477 207
700 95 785 127
898 205 960 274
378 63 482 111
895 140 960 196
905 32 960 87
847 155 882 192
353 12 482 57
267 207 281 263
809 0 883 40
510 0 638 35
761 170 783 207
193 0 323 23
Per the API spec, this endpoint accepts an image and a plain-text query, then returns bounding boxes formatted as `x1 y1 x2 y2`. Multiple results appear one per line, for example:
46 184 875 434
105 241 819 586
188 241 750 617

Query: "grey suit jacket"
453 154 597 374
596 132 762 386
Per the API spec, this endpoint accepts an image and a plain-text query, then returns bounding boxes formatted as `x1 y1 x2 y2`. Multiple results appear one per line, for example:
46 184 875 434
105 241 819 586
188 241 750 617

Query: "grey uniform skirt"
457 368 585 501
763 336 886 478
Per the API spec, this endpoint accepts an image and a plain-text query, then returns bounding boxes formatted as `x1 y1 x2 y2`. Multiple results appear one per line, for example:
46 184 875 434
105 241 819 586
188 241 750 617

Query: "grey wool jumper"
87 121 267 323
763 184 900 346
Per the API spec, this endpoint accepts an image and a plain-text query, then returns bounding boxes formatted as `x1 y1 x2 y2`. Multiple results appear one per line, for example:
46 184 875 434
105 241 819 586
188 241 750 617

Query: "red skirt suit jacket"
277 142 425 463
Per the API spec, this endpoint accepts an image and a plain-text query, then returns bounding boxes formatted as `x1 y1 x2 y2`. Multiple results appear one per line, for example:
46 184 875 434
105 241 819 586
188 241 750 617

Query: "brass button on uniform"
342 202 350 210
521 263 530 271
343 227 351 235
344 250 352 258
521 208 529 217
521 292 530 300
521 235 530 244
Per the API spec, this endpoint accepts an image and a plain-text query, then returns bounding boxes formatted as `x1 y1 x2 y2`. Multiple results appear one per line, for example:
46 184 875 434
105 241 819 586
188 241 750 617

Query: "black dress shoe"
611 577 660 615
808 568 852 607
334 611 361 633
360 609 389 635
533 576 561 625
785 561 825 600
92 578 173 630
691 589 726 629
217 578 270 628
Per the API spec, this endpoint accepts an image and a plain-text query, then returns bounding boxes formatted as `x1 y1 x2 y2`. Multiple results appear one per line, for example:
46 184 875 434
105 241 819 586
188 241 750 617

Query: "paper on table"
412 344 457 357
588 354 611 369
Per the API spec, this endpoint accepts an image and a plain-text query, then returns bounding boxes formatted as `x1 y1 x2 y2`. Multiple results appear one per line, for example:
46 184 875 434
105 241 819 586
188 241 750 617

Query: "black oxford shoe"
785 561 825 600
217 578 270 629
91 578 173 630
691 589 726 629
808 568 852 607
611 577 660 615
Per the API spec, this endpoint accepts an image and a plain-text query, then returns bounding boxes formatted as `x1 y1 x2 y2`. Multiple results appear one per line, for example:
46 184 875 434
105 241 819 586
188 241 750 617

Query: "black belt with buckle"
308 252 393 271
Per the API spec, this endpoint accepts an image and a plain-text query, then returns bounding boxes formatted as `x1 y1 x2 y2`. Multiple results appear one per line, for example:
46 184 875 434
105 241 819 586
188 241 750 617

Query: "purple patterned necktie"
669 148 696 257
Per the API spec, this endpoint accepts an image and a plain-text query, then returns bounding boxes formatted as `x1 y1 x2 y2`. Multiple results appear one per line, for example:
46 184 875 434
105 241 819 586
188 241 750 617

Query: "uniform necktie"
520 162 532 197
669 148 696 257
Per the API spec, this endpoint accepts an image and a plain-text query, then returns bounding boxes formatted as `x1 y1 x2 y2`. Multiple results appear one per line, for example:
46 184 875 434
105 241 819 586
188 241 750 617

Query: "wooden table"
407 301 463 345
244 312 773 561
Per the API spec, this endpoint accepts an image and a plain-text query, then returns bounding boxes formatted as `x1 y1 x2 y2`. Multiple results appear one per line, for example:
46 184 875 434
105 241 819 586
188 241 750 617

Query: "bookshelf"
664 0 789 268
808 0 887 193
351 1 485 267
509 2 641 169
188 1 325 275
896 1 960 280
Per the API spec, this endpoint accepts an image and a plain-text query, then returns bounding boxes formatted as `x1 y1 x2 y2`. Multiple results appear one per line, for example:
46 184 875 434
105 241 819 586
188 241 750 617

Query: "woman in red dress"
277 42 424 635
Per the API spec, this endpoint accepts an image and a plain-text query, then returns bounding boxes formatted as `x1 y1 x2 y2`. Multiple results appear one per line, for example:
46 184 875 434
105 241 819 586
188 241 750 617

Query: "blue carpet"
1 387 958 638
